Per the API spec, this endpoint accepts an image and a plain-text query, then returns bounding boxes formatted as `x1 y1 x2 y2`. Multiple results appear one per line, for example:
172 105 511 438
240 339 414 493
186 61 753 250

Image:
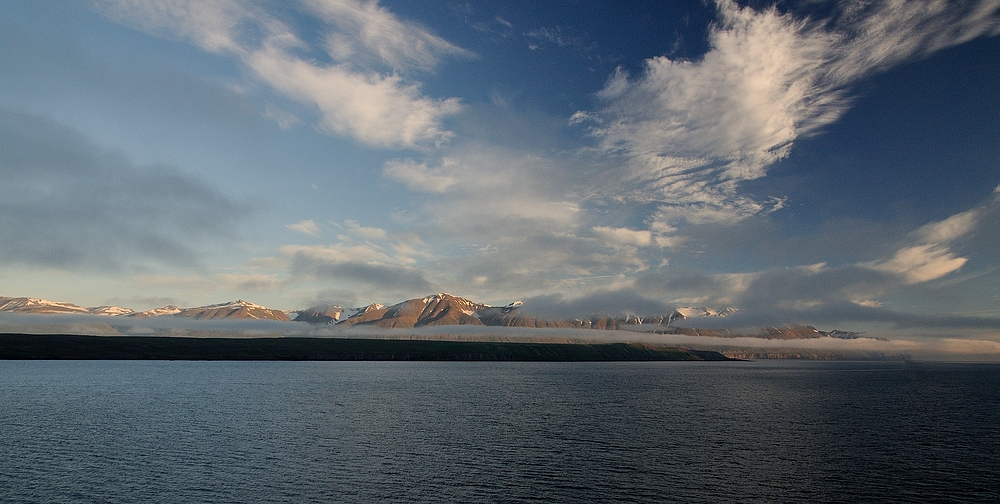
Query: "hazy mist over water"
4 311 1000 361
2 360 999 503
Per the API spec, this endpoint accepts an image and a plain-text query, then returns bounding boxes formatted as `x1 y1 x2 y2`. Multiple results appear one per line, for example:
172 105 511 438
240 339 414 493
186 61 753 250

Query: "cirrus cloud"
95 0 467 148
582 0 1000 225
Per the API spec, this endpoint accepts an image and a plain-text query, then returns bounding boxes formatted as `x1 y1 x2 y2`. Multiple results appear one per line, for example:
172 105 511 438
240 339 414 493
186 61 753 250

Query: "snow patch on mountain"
129 305 182 318
196 300 270 311
674 306 739 318
88 306 135 316
0 297 92 315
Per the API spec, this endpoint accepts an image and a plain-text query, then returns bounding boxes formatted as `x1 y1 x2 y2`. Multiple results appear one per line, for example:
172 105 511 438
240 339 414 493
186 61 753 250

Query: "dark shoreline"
0 333 733 361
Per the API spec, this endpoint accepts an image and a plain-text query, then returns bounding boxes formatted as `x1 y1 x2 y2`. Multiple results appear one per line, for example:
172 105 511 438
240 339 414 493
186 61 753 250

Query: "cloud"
4 310 1000 359
518 291 674 320
93 0 250 53
343 220 389 241
863 191 1000 284
279 243 394 266
286 219 323 237
591 226 653 247
0 110 245 271
375 9 1000 314
383 158 458 193
95 0 467 148
917 207 979 242
632 196 996 318
307 289 359 309
247 38 462 147
870 244 968 284
622 190 1000 330
263 105 301 130
732 264 900 311
103 296 184 311
289 254 432 293
215 273 282 292
581 0 1000 224
591 226 681 248
273 240 433 298
303 0 474 71
512 270 1000 336
375 144 676 301
524 25 597 54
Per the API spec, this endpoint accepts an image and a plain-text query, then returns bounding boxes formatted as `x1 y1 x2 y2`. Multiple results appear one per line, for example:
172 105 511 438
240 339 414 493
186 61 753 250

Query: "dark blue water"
2 360 999 503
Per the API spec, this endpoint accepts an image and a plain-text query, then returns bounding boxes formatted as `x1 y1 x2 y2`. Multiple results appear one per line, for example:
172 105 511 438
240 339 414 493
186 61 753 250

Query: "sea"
1 360 999 503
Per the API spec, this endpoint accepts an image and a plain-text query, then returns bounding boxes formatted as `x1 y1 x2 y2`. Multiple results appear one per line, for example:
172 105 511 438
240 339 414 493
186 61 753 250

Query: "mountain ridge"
0 293 739 326
0 293 867 339
0 293 863 340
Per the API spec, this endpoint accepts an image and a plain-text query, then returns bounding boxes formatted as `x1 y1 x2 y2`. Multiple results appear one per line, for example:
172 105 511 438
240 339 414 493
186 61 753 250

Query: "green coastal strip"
0 333 732 361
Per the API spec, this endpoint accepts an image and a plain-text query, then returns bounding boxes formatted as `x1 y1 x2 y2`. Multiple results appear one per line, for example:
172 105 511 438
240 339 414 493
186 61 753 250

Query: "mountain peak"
293 304 344 324
176 300 290 321
0 296 91 315
129 305 182 318
87 306 135 316
198 299 268 310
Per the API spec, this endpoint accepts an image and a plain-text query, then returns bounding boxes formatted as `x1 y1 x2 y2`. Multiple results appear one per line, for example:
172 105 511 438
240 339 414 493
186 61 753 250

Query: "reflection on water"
1 360 998 503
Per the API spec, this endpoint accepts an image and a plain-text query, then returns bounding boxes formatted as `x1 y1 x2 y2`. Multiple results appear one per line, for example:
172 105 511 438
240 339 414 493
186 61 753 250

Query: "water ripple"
1 360 999 503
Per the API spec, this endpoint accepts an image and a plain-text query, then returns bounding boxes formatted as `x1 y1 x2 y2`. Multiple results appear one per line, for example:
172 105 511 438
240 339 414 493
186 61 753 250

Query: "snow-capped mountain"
1 292 872 342
339 293 487 328
87 306 135 316
673 306 739 319
0 297 96 315
2 293 739 330
128 305 182 318
329 295 739 331
173 300 291 321
292 304 344 324
0 296 289 321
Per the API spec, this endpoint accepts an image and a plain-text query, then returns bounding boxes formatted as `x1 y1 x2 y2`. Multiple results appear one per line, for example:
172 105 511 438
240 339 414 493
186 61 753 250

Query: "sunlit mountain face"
2 1 1000 341
3 293 731 328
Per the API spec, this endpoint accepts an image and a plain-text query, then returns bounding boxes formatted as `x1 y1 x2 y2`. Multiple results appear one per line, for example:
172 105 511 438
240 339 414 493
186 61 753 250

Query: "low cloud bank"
2 313 998 361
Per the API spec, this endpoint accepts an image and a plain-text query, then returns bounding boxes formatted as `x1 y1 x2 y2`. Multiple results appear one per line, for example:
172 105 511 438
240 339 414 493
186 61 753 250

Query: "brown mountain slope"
293 304 344 323
339 294 487 329
0 297 92 315
174 300 291 321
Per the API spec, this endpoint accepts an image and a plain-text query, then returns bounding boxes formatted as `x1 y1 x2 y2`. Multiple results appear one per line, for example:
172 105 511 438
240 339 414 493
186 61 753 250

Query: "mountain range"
0 293 724 327
0 293 863 340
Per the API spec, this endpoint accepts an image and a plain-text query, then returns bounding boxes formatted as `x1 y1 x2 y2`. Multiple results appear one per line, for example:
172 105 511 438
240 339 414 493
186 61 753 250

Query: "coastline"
0 333 733 361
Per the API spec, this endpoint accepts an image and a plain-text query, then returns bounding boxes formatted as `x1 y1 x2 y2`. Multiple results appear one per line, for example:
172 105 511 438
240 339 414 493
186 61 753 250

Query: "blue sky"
2 0 1000 336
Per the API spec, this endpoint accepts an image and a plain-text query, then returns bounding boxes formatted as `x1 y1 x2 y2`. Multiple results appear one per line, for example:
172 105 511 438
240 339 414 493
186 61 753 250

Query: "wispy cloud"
525 25 597 54
247 37 461 147
343 220 389 241
870 244 968 284
286 247 433 295
383 158 458 193
866 188 1000 284
297 0 1000 312
580 0 1000 225
94 0 467 148
303 0 474 71
286 219 323 237
269 234 433 300
0 110 245 271
85 0 1000 319
373 145 674 301
591 226 681 248
216 273 282 292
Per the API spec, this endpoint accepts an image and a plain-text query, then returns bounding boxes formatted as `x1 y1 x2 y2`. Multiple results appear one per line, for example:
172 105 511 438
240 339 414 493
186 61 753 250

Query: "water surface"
2 360 998 503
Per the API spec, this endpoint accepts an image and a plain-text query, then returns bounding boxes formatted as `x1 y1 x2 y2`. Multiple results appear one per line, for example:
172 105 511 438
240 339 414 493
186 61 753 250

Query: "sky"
2 0 1000 338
